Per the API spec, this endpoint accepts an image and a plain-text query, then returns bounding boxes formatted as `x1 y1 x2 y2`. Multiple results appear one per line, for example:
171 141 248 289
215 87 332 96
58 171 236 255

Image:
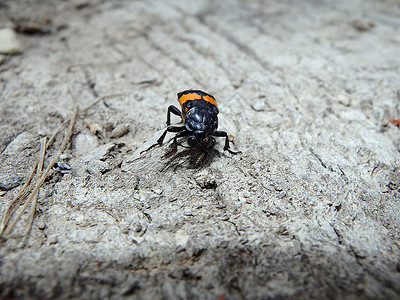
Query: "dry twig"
0 92 123 242
25 137 47 236
0 158 39 235
1 108 78 239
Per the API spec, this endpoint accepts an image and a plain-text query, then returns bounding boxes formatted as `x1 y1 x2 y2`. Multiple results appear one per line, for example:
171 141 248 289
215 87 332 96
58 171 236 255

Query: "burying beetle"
145 90 241 164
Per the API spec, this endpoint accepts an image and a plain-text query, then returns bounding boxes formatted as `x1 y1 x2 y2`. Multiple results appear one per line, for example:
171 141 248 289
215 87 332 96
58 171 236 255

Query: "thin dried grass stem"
2 107 78 237
24 137 47 236
1 93 120 240
0 158 39 235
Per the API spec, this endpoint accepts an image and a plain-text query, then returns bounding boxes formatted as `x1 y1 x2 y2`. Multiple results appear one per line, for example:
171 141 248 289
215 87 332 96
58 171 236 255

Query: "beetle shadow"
159 149 218 172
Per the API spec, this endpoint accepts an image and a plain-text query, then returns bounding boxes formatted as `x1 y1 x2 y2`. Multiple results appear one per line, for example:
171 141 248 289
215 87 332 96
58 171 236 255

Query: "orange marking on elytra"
178 93 202 107
203 94 218 107
177 91 218 109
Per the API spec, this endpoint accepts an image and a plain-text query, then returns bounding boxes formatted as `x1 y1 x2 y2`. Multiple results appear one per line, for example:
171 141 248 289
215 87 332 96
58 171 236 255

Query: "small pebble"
110 124 130 139
59 153 72 160
193 170 217 189
0 28 22 54
53 161 72 174
86 161 110 175
351 19 375 32
48 236 59 245
0 177 22 191
276 192 286 199
134 223 143 233
37 219 46 230
152 188 162 195
74 133 98 155
220 214 230 221
251 99 266 111
338 94 350 106
84 119 102 135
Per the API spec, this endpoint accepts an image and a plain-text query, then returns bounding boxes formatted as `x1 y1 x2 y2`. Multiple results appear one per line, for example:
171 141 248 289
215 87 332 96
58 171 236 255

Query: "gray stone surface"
1 0 400 299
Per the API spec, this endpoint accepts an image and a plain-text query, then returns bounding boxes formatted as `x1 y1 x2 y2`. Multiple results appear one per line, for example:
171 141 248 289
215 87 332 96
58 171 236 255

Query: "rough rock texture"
1 0 400 299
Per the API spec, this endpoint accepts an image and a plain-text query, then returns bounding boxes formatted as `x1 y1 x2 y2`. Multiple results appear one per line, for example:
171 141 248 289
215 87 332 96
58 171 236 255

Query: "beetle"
150 89 240 163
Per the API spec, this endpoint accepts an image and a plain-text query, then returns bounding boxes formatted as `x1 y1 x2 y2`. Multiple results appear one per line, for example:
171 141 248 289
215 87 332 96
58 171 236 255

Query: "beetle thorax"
185 107 218 134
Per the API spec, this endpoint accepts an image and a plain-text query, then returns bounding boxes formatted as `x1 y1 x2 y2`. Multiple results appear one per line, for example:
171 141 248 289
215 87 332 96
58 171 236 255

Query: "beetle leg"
212 130 242 154
195 152 207 165
213 149 221 158
162 130 191 158
141 126 186 154
172 130 190 145
166 105 182 126
157 126 186 145
162 143 178 158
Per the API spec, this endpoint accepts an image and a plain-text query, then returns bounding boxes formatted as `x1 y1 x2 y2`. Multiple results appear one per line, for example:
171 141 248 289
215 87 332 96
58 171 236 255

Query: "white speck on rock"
0 28 22 54
74 133 99 155
175 229 190 247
